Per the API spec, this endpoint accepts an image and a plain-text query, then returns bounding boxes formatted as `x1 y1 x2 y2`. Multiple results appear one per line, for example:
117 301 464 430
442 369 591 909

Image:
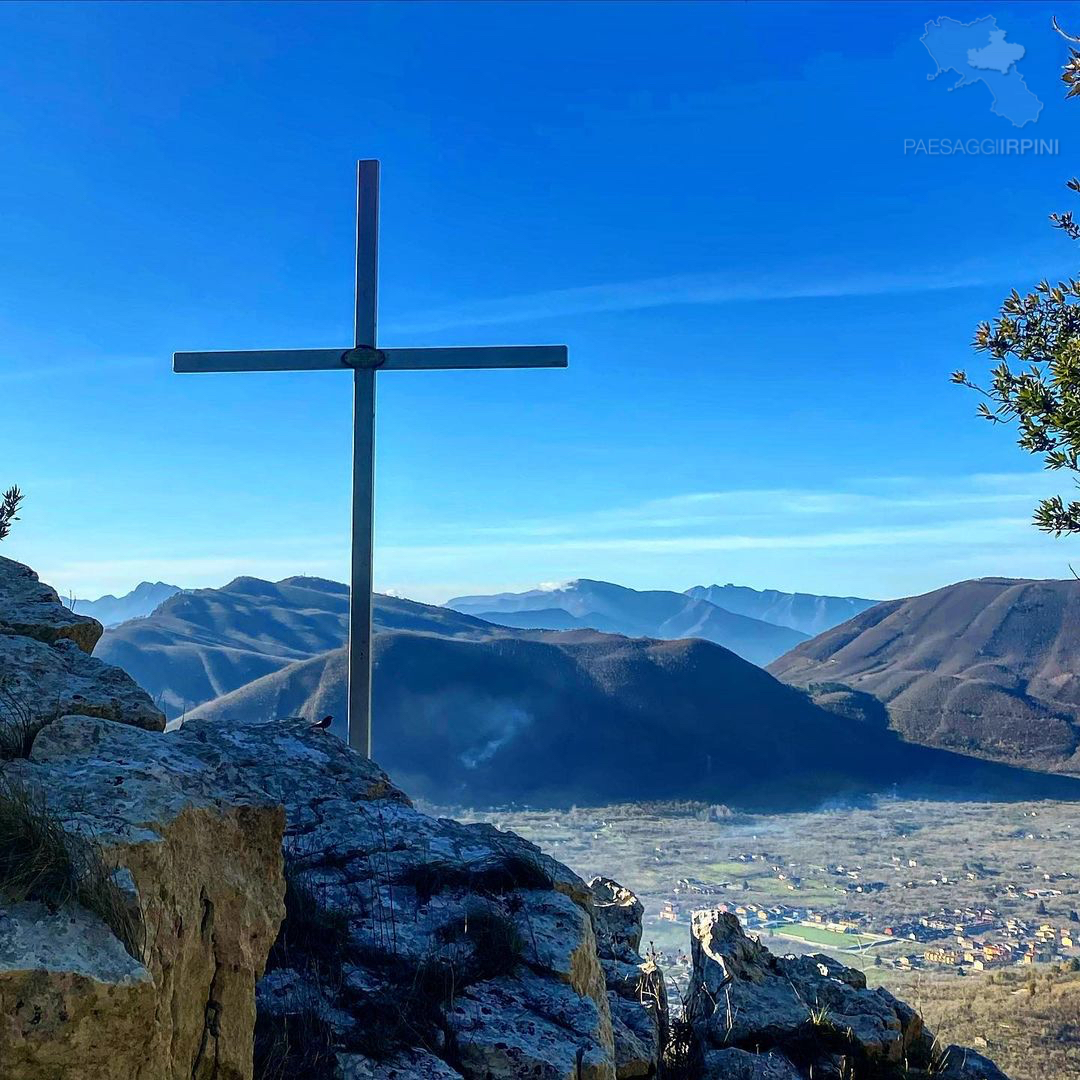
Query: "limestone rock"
684 912 1015 1078
589 877 665 1079
0 632 165 732
590 876 644 958
702 1048 802 1079
337 1049 465 1078
0 714 286 1080
935 1044 1011 1080
686 910 932 1073
170 715 617 1080
0 556 164 734
0 901 156 1080
449 969 614 1080
609 992 661 1078
0 555 101 652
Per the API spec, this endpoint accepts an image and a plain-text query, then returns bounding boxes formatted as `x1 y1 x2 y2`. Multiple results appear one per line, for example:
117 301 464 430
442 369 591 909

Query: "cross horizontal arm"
174 344 568 374
380 345 567 370
174 349 345 372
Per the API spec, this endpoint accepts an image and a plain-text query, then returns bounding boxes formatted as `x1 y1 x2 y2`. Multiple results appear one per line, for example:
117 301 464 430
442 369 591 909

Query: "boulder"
685 910 931 1074
0 633 165 733
0 901 156 1080
448 968 613 1080
337 1049 465 1078
701 1048 802 1079
589 877 666 1079
0 555 101 652
685 911 1013 1079
184 715 616 1080
935 1044 1011 1080
590 876 645 958
0 714 286 1080
0 556 164 735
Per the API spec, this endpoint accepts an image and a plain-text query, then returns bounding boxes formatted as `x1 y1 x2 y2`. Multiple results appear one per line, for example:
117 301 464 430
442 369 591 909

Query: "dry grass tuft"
0 774 142 958
0 679 53 760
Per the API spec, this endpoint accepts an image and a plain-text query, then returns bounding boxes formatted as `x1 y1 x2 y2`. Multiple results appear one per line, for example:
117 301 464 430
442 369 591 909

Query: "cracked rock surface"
685 910 1010 1079
228 716 637 1080
0 715 286 1080
0 557 281 1080
0 555 165 733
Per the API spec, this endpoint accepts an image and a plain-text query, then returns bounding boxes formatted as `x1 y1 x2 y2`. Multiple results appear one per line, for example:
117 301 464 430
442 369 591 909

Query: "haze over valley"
86 570 1080 811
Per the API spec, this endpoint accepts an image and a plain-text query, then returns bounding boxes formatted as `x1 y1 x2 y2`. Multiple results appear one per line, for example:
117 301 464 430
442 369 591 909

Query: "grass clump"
0 678 59 760
267 853 352 979
662 1017 705 1080
436 902 524 983
0 774 142 958
253 994 339 1080
395 850 553 904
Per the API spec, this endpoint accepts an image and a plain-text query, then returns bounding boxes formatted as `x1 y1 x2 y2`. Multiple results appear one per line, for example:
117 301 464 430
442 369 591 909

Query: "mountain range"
769 577 1080 775
95 573 1080 809
447 579 820 665
65 581 182 627
684 583 877 636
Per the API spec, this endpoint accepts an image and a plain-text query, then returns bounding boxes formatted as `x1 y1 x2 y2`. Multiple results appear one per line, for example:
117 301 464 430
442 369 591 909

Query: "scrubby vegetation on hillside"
889 967 1080 1080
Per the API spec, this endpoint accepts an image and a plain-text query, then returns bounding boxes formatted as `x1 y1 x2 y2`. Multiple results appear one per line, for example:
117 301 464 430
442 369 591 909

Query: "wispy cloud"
402 474 1056 544
381 517 1034 563
0 356 155 386
383 259 1070 336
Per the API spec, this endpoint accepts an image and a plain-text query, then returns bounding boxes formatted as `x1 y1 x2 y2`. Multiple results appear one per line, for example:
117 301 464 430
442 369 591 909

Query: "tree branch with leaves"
953 29 1080 536
0 487 24 543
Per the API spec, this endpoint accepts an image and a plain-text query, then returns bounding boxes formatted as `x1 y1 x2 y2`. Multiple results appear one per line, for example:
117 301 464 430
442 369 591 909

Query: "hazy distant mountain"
685 584 877 637
97 571 1080 807
769 577 1080 773
447 579 807 666
186 610 1080 810
66 581 182 627
96 575 494 719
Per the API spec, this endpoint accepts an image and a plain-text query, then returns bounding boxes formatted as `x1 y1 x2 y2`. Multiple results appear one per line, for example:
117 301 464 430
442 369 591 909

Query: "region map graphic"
921 16 1042 127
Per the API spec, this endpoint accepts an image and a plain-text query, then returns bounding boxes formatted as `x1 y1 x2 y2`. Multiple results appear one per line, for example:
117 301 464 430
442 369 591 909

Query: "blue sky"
3 1 1080 604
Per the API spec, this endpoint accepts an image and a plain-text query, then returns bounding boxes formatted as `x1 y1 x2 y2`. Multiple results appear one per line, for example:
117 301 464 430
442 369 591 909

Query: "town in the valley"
442 796 1080 995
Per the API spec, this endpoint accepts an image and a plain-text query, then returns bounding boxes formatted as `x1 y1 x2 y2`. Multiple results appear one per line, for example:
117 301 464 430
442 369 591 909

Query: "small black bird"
311 714 333 731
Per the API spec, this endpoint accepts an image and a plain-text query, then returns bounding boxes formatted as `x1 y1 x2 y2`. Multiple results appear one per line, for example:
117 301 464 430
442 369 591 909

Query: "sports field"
771 923 884 950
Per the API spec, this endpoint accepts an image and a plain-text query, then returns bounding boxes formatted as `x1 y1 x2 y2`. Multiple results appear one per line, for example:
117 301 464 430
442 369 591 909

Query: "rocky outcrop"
0 557 281 1079
199 715 636 1080
0 556 1014 1080
701 1049 802 1079
0 556 165 735
685 910 1009 1079
590 877 666 1079
0 555 102 652
0 714 286 1080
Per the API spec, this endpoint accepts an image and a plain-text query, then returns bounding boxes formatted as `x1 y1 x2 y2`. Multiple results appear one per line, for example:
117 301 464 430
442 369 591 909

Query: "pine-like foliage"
953 42 1080 536
0 487 22 543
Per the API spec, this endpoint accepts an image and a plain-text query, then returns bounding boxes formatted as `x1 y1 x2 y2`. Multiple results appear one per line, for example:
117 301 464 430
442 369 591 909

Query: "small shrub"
0 485 22 543
253 1000 338 1080
662 1017 705 1080
436 902 524 983
0 775 142 957
0 678 60 760
395 850 553 904
268 862 352 978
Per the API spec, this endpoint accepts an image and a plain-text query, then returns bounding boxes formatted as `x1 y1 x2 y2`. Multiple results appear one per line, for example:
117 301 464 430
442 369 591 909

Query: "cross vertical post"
349 159 380 755
172 160 567 760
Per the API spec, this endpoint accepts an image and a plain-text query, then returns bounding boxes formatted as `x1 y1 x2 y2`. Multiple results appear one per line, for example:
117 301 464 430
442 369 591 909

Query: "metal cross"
174 160 567 756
